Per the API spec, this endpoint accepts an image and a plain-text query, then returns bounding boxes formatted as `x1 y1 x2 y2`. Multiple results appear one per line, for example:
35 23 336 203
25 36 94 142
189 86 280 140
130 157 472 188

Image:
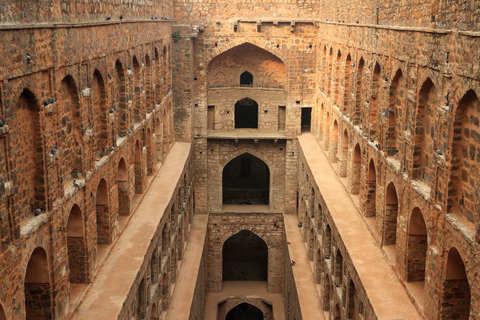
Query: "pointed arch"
96 178 111 244
339 129 349 177
146 127 154 175
407 207 427 282
133 55 142 123
334 50 342 104
387 69 403 156
115 60 127 134
365 159 377 217
413 78 435 181
117 157 130 216
93 70 108 160
13 88 46 219
222 153 270 205
369 62 381 138
60 75 83 185
353 58 364 125
351 143 361 194
25 247 52 320
145 54 153 112
327 47 334 96
447 89 479 223
240 71 253 86
384 182 398 245
441 248 471 319
222 230 268 281
134 139 144 193
67 204 87 283
343 54 352 113
226 303 264 320
154 47 161 104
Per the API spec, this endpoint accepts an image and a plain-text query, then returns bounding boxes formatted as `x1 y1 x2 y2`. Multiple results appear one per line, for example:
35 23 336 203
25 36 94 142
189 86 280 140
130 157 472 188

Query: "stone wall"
311 20 480 319
0 9 176 319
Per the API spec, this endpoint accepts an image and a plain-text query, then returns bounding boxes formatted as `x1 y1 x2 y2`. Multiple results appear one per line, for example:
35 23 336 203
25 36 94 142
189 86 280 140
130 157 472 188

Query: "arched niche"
67 204 87 283
365 159 376 218
240 71 253 86
441 247 471 320
222 153 269 205
384 182 398 246
25 247 52 319
222 230 268 282
407 208 427 286
96 178 111 244
13 88 45 219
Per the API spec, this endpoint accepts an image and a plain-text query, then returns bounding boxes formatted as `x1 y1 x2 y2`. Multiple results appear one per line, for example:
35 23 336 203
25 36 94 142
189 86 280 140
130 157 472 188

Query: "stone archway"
225 303 264 320
222 230 268 281
222 153 269 205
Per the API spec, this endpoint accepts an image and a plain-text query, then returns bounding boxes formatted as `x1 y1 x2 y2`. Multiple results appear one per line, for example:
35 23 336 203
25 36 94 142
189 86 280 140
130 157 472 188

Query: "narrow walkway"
166 214 208 320
72 142 192 319
284 214 325 320
298 133 421 319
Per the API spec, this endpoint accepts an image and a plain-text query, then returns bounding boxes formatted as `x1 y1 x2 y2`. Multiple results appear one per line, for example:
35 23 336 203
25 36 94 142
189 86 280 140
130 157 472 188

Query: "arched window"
240 71 253 86
235 98 258 128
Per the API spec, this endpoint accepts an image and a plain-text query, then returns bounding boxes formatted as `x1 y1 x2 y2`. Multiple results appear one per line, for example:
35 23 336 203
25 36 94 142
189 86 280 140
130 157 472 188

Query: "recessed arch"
334 249 343 284
222 230 268 281
93 69 108 159
407 207 427 284
226 303 264 320
146 127 154 175
365 159 377 217
134 140 143 193
441 247 471 319
235 97 258 129
13 88 46 219
353 58 365 125
133 55 142 123
413 78 435 181
448 89 479 223
115 60 127 133
222 153 269 205
25 247 52 320
117 157 130 216
96 178 111 244
323 273 331 311
343 54 352 113
384 182 399 245
207 42 286 89
240 71 253 86
351 143 361 195
387 69 403 156
67 204 87 283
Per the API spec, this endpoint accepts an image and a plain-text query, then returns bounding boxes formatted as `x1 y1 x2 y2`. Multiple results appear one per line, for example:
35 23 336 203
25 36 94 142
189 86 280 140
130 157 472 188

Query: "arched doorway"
222 230 268 281
222 153 269 205
226 303 264 320
25 248 52 320
235 98 258 128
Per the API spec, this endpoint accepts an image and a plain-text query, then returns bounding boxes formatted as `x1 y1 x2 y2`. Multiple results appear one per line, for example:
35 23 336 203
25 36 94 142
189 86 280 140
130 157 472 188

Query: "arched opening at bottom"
226 303 264 320
223 230 268 281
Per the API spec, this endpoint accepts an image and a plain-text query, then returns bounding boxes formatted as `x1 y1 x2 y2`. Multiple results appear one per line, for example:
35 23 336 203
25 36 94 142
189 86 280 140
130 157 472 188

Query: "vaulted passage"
222 230 268 281
225 303 264 320
223 153 269 205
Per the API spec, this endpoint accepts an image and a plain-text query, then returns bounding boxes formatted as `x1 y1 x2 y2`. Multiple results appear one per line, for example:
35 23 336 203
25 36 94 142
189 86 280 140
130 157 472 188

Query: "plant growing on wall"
172 31 181 42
